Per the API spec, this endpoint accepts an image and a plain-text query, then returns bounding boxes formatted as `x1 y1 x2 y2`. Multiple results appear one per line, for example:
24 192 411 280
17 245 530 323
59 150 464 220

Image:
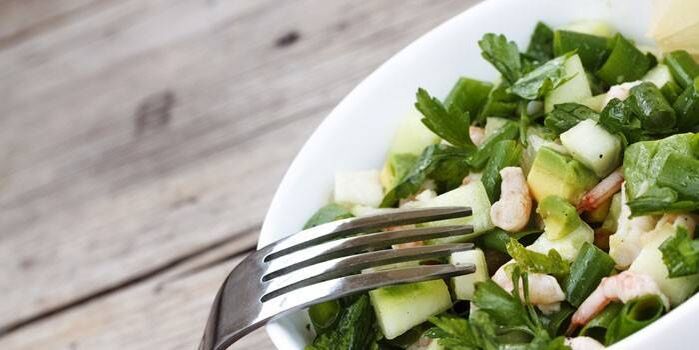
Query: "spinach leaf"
509 54 575 100
544 103 599 135
303 204 354 229
526 22 555 64
659 226 699 277
380 144 471 207
479 33 522 84
623 133 699 215
506 239 570 279
306 295 378 350
416 88 476 149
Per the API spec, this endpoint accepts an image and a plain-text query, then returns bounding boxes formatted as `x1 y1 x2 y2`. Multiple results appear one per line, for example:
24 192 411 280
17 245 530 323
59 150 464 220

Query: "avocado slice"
538 195 583 240
527 147 598 205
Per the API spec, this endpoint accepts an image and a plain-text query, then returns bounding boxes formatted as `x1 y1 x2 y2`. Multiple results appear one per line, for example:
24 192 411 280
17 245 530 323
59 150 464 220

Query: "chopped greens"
416 88 476 149
659 226 699 278
509 53 575 100
544 103 598 135
526 22 555 64
479 33 522 84
506 239 570 279
303 203 354 229
306 295 379 350
380 144 471 207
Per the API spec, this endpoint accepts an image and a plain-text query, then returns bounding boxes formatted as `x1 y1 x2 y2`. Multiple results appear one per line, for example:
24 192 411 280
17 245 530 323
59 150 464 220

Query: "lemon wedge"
649 0 699 59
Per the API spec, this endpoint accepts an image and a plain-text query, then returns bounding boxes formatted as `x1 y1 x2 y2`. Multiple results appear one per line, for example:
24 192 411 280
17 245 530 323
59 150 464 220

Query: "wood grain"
0 0 481 348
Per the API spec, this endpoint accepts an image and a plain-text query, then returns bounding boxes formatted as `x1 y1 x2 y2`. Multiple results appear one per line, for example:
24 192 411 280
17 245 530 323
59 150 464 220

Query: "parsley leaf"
416 88 476 149
506 239 570 279
380 144 471 207
544 103 599 135
659 226 699 277
473 279 531 329
509 54 575 100
598 98 644 144
479 33 522 84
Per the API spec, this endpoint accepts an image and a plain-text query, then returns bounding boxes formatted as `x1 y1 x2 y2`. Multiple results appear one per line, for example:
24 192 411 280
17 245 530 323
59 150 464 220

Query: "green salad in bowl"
300 19 699 350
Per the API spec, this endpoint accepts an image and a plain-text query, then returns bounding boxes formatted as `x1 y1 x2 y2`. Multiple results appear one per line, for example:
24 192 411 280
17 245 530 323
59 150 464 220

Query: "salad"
302 20 699 350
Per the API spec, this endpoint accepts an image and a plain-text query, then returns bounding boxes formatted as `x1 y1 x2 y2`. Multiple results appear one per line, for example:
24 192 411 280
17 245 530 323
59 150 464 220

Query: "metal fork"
199 206 476 350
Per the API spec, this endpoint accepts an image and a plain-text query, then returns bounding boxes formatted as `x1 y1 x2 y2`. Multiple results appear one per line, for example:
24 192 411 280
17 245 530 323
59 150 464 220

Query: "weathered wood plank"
0 251 276 350
0 0 479 332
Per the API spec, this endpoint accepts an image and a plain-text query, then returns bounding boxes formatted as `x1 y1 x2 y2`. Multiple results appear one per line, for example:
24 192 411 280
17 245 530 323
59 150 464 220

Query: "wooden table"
0 1 480 348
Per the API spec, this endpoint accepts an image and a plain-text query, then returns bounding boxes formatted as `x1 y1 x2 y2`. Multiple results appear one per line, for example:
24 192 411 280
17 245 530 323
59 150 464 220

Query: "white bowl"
258 0 699 348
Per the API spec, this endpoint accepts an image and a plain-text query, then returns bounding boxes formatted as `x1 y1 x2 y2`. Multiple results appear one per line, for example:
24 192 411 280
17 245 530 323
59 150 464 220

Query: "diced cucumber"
389 108 440 156
545 54 592 112
528 221 594 261
629 222 699 306
369 280 452 339
561 20 615 37
643 64 675 88
419 181 494 244
560 119 622 177
484 117 510 139
581 94 608 112
334 170 384 207
450 248 489 300
380 153 418 191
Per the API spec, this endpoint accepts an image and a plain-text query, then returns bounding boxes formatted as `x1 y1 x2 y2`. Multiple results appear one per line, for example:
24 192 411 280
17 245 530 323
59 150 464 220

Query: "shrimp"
565 337 605 350
577 167 624 213
462 172 482 185
492 263 566 305
490 167 532 232
470 126 486 147
602 81 643 107
609 184 657 269
569 270 669 331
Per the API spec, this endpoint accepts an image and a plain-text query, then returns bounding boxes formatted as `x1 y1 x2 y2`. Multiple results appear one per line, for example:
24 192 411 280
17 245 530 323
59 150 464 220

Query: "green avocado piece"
538 195 583 240
527 147 598 205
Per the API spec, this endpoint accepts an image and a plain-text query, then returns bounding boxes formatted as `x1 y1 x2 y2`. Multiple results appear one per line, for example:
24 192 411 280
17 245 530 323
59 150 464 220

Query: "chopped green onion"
596 35 651 85
664 50 699 89
309 300 342 334
564 242 615 307
579 303 623 343
629 82 677 134
673 77 699 131
553 30 610 70
605 295 666 345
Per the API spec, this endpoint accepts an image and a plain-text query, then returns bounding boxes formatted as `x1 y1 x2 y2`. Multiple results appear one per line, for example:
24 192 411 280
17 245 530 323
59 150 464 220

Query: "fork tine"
258 264 475 322
264 206 472 261
262 225 474 281
261 243 474 302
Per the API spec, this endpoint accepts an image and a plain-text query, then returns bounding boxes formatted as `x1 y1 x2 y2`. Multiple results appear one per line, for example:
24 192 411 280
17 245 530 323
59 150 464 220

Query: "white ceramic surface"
258 0 699 348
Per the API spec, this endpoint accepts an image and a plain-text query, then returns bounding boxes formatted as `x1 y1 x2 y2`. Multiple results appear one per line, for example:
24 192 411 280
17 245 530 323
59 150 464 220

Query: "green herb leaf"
479 82 521 120
509 54 575 100
479 33 522 84
506 239 570 279
303 204 354 229
598 98 644 144
416 88 476 149
659 226 699 277
473 279 530 328
544 103 598 135
380 144 471 207
468 121 520 170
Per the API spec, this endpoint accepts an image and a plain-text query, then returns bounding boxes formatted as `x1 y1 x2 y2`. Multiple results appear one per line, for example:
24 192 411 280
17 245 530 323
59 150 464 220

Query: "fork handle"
199 262 268 350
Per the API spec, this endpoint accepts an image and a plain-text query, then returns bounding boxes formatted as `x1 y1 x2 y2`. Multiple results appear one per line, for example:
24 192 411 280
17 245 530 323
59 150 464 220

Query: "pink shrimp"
568 271 669 332
490 167 532 232
470 126 486 147
577 167 624 213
